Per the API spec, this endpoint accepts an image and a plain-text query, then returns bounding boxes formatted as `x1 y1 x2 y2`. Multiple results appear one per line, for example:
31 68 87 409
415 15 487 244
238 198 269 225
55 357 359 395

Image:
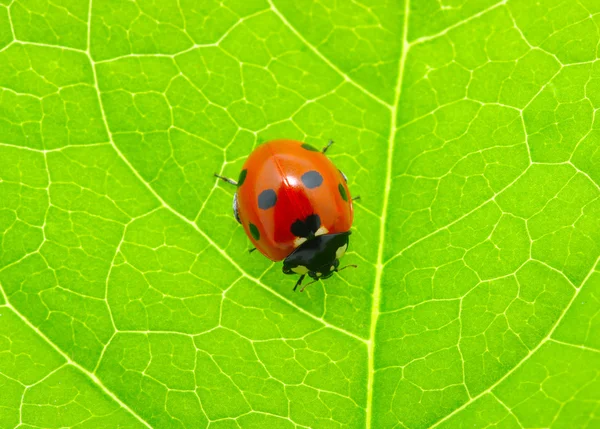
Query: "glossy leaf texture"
0 0 599 428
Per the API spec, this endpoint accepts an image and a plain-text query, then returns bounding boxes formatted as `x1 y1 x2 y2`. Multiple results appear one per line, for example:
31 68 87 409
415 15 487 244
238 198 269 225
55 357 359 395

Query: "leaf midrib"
365 0 411 426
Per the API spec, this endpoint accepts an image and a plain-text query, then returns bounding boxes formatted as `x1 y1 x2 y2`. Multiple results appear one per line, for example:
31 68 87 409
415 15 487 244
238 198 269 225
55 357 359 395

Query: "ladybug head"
282 231 351 281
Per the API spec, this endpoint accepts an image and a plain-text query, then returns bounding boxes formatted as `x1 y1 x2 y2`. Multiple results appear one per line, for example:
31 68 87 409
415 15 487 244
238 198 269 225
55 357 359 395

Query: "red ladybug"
215 139 357 291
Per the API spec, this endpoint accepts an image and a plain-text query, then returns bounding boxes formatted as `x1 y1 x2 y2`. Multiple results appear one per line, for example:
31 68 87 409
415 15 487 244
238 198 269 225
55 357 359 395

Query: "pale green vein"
385 166 529 265
550 338 600 354
409 0 508 46
267 0 391 109
366 0 411 427
490 391 521 425
0 284 153 428
430 256 600 428
91 9 270 64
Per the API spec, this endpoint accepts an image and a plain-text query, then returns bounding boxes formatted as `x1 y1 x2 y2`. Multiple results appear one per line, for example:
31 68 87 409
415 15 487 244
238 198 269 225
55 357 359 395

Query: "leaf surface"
0 0 599 428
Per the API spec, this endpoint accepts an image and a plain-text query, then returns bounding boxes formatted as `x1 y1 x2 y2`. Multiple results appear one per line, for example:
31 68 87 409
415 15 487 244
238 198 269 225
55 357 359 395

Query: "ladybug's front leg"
322 140 334 154
293 274 306 292
214 173 238 186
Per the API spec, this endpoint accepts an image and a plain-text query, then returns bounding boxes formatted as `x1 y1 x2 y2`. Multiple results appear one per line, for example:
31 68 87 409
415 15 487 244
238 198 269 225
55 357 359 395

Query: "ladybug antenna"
336 264 358 272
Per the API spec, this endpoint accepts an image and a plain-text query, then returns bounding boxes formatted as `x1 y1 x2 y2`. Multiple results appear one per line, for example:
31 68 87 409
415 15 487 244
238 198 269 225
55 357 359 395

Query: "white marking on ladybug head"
316 272 322 277
292 266 309 275
336 244 347 259
330 266 335 271
294 237 307 247
315 226 329 236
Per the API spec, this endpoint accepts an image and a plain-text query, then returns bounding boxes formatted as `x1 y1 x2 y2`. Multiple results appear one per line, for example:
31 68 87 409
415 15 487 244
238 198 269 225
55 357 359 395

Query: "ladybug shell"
236 140 353 261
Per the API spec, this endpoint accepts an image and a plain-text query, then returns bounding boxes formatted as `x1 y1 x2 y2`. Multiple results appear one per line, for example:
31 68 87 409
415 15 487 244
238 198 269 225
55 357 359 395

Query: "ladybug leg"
300 278 319 292
248 247 257 253
232 193 242 224
214 173 237 186
321 140 334 154
339 169 348 182
352 195 361 201
293 274 306 292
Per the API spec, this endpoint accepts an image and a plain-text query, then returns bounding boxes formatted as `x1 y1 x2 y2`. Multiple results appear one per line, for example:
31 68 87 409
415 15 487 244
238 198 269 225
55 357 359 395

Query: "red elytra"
216 139 356 291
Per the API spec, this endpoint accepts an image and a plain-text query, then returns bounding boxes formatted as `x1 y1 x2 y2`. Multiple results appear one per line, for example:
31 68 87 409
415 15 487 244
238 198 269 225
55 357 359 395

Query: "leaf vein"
366 0 411 427
429 255 600 428
267 0 391 109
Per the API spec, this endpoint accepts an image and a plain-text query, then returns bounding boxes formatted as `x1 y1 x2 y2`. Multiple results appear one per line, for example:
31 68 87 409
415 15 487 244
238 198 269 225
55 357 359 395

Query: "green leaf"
0 0 599 428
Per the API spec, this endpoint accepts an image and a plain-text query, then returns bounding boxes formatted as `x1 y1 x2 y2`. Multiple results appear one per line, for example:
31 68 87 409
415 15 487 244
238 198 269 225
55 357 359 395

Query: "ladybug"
215 139 358 292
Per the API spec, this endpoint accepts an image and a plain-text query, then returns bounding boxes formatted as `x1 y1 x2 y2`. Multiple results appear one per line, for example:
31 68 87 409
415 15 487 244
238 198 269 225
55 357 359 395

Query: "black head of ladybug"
282 231 351 288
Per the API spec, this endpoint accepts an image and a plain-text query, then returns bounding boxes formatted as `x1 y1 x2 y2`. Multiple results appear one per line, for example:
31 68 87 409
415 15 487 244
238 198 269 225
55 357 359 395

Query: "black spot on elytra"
258 189 277 210
237 169 247 187
291 214 321 238
302 143 319 152
338 183 348 202
249 223 260 240
301 170 323 189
